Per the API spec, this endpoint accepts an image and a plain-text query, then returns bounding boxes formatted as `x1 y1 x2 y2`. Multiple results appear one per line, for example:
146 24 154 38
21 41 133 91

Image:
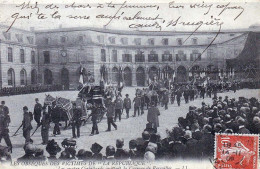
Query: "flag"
79 66 84 84
172 72 175 82
118 67 124 88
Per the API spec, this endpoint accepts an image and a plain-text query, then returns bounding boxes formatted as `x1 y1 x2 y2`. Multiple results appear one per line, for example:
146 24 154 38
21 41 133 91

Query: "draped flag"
79 66 84 84
172 72 175 82
118 67 124 88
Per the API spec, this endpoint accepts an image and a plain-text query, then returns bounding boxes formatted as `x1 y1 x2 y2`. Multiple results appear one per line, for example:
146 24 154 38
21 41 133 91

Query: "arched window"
8 47 13 62
31 51 35 64
112 50 117 62
20 69 27 85
101 49 106 62
7 68 15 86
31 69 37 84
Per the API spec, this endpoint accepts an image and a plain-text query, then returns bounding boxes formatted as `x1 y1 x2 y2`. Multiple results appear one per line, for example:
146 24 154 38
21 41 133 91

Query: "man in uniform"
123 94 131 118
176 88 182 107
22 106 33 144
0 101 12 152
49 102 61 136
90 103 99 135
114 95 123 122
106 97 117 131
33 98 42 125
41 106 51 145
133 94 141 117
72 103 82 138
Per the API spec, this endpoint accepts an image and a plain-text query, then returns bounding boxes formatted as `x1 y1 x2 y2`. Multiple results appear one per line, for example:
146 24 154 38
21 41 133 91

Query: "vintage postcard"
0 0 259 168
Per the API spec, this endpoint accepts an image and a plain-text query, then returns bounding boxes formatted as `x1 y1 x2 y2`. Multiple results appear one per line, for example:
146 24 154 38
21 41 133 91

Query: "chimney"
30 27 35 32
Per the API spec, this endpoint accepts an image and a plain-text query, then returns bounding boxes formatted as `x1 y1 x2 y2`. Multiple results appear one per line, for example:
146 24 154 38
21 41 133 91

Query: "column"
132 66 137 86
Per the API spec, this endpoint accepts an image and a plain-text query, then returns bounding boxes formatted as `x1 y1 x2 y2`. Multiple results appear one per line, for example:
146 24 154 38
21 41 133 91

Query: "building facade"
0 24 259 89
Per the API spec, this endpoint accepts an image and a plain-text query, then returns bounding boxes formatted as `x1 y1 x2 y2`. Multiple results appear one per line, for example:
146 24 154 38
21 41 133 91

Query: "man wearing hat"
114 139 129 160
22 106 33 144
0 101 12 152
105 145 116 160
123 94 131 118
91 142 103 160
41 106 51 145
33 98 42 125
133 94 142 117
114 95 123 122
106 98 117 132
71 102 82 138
147 102 160 133
46 139 61 160
49 101 61 136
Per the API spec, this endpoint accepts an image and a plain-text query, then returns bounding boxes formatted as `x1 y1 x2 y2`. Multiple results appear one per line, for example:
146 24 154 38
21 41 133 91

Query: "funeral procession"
0 18 260 164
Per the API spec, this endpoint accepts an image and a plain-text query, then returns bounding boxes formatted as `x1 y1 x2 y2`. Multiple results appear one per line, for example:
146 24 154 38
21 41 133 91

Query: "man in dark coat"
0 101 12 151
114 139 129 160
123 94 131 118
72 103 82 138
162 91 169 110
49 102 61 136
133 94 141 117
33 98 42 125
183 87 189 104
90 103 99 135
200 85 206 99
147 102 160 133
106 98 117 131
114 95 123 122
176 88 182 106
41 106 51 145
22 106 33 144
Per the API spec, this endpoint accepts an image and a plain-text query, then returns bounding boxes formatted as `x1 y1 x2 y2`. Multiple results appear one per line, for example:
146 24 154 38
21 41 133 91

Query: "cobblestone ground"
0 88 259 159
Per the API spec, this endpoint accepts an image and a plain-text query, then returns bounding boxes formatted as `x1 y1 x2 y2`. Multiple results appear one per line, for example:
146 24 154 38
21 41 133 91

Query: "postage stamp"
215 134 259 169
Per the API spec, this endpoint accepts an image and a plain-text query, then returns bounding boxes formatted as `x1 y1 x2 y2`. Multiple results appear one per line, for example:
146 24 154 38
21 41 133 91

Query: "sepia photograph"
0 0 259 168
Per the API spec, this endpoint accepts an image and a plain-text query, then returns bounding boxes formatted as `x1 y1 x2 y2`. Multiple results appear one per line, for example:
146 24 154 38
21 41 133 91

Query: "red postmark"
215 134 259 169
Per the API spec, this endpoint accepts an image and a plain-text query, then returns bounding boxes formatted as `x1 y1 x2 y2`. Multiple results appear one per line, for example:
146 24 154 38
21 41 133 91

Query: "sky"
0 0 259 32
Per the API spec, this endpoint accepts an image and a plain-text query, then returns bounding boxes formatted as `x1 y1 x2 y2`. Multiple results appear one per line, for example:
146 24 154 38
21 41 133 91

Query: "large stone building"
0 24 259 89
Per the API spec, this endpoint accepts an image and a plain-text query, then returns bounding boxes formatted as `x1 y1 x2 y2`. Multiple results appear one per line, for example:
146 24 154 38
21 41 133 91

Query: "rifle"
31 124 41 137
11 123 23 137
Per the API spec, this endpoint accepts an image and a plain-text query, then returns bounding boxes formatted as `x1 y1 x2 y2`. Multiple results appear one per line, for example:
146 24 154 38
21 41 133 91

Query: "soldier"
170 89 176 104
0 101 12 152
123 94 131 118
89 103 99 135
200 85 206 99
33 98 42 125
106 98 117 131
41 106 51 145
72 103 82 138
114 95 123 122
176 88 182 106
162 90 169 110
49 102 61 136
22 106 33 144
183 87 189 104
133 94 141 117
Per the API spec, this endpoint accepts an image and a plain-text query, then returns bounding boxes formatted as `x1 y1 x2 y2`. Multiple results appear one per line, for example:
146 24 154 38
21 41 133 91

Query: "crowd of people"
0 84 64 96
0 77 259 162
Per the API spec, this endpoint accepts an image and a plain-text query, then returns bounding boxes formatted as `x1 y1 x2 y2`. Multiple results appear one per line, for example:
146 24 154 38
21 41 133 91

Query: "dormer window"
134 38 141 45
177 38 182 46
148 38 155 45
192 38 198 45
97 35 104 43
121 37 128 45
162 38 168 45
16 34 23 42
27 36 34 44
60 36 67 43
3 32 11 40
109 37 116 44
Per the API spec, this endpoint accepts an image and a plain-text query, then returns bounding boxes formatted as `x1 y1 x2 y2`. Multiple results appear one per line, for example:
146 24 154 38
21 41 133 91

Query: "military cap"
125 94 129 97
106 145 115 156
1 101 5 104
23 106 28 110
35 98 39 101
90 142 103 153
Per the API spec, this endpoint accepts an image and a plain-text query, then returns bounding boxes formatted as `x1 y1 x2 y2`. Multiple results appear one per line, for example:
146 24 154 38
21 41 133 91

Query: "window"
162 38 168 45
122 54 132 62
16 34 23 42
27 36 34 44
148 38 155 45
121 37 128 45
177 38 182 45
78 36 84 42
60 36 67 43
134 38 141 45
20 49 25 63
45 37 50 45
3 32 11 40
101 49 106 62
7 69 15 86
148 51 158 62
192 38 198 45
207 48 213 58
162 51 172 61
97 35 104 43
31 51 35 64
8 47 13 62
191 50 201 61
109 37 116 44
135 51 145 62
44 51 50 64
112 50 117 62
20 69 27 85
176 50 186 61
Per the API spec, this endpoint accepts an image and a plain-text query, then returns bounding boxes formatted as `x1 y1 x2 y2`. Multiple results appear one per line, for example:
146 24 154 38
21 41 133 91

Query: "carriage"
44 94 88 127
